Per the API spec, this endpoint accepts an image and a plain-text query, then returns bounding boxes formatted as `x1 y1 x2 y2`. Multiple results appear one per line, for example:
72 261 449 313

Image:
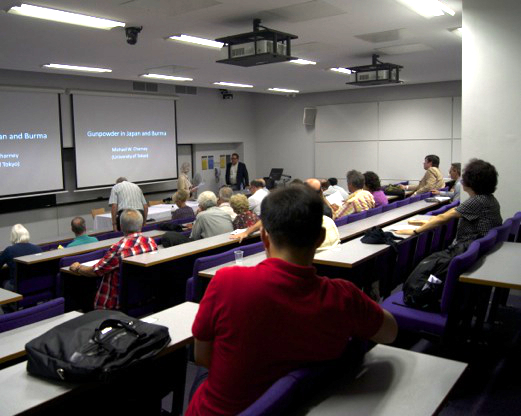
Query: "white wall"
462 0 521 218
253 81 461 186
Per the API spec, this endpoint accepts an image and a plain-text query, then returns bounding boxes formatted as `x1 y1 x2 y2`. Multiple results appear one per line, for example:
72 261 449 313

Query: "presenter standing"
225 153 249 191
109 177 148 231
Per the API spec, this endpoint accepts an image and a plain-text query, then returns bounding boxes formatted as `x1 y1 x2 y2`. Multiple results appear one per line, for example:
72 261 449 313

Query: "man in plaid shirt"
70 209 158 309
333 170 375 219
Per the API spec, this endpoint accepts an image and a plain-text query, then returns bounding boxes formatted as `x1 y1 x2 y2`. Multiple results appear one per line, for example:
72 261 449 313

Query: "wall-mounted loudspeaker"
303 107 317 126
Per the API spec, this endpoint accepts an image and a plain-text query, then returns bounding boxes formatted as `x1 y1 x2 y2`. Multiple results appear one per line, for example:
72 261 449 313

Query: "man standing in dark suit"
225 153 249 190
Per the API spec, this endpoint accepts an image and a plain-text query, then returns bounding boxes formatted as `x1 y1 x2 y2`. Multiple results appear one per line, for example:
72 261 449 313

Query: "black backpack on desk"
25 310 170 382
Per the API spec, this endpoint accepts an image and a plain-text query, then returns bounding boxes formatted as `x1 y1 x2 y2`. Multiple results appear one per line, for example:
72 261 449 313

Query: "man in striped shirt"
109 177 148 231
69 209 158 310
334 170 375 219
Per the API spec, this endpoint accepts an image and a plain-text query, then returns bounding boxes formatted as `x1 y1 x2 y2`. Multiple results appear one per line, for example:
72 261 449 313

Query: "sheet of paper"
326 191 344 206
230 228 247 235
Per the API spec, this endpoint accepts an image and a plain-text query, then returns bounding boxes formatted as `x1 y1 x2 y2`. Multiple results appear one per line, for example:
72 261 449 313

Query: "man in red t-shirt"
186 185 397 416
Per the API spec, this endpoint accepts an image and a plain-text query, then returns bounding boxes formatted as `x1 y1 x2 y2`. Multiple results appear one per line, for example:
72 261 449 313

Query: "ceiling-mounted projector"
345 54 403 86
216 19 298 67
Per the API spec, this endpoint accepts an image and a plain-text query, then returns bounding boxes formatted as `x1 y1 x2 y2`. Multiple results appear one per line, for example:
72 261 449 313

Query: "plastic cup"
234 250 244 265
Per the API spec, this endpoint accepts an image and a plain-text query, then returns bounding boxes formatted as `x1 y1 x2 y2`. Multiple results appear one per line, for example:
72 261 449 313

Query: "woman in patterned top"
230 194 258 230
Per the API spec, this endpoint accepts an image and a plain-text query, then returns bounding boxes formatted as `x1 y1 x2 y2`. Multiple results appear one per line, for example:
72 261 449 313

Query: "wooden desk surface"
0 302 198 415
0 311 82 364
460 242 521 289
199 216 430 276
123 231 246 268
0 288 23 306
304 344 466 416
14 230 164 265
337 200 439 241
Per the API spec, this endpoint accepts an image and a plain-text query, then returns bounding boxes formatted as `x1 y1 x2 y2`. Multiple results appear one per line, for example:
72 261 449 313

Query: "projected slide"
73 93 177 189
0 89 63 198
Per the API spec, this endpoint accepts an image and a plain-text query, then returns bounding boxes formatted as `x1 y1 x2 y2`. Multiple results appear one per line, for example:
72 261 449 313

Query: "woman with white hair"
178 162 197 197
0 224 42 291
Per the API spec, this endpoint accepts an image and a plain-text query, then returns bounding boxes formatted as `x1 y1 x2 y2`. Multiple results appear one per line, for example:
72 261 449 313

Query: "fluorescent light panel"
213 82 253 88
395 0 455 18
290 59 317 65
141 74 193 82
8 4 125 29
168 34 223 49
330 67 353 74
43 63 112 73
268 88 299 93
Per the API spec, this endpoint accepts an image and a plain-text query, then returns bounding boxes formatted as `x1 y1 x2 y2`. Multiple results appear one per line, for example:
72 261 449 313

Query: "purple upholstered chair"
0 297 65 333
427 200 460 216
508 212 521 242
345 211 367 224
474 229 498 257
443 217 459 249
334 216 347 227
411 229 435 269
493 219 514 244
419 192 432 200
366 206 384 217
186 241 265 302
396 199 410 208
409 194 421 203
382 241 480 337
382 201 399 212
56 248 108 296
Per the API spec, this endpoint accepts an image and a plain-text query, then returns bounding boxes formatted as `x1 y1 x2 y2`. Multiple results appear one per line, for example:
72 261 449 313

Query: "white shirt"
316 215 340 252
248 188 269 216
218 202 237 220
230 164 238 185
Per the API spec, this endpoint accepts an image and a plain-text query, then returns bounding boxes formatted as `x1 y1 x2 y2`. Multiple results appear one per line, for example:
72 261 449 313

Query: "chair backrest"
396 199 410 207
59 248 108 268
493 218 513 244
0 297 65 333
409 194 421 203
96 230 123 241
427 200 460 216
366 206 383 217
474 229 498 257
91 207 105 219
345 210 367 224
509 212 521 242
382 201 398 212
440 241 480 313
419 192 431 200
141 222 159 232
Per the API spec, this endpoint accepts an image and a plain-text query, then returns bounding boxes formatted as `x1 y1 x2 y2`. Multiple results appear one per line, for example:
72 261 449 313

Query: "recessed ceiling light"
268 88 300 93
213 82 253 88
42 63 112 73
449 27 463 38
395 0 455 18
168 34 223 49
141 74 193 82
8 4 125 30
290 59 317 65
330 67 353 74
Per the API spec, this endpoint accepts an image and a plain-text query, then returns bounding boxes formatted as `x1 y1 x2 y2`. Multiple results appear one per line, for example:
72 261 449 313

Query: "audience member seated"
0 224 42 292
230 194 258 230
217 186 237 221
248 179 269 216
69 209 158 310
363 171 388 208
190 191 234 240
66 217 98 247
396 159 502 307
186 185 397 416
305 178 334 218
334 170 375 219
323 177 349 199
171 189 195 221
432 162 462 201
400 154 445 196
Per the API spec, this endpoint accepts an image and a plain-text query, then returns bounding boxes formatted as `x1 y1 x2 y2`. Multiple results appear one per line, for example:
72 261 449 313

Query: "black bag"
361 227 404 252
383 185 405 198
25 310 171 382
402 243 470 311
159 222 184 232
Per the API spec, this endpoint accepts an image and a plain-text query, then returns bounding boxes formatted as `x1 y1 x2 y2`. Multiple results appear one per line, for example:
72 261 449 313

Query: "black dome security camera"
125 26 142 45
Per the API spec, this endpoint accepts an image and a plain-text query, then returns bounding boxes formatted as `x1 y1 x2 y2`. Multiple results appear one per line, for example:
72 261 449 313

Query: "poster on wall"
202 156 208 170
208 155 214 169
220 155 226 168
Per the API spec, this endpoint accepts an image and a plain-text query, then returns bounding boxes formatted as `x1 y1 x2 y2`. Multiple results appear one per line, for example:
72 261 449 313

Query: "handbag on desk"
25 310 171 382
